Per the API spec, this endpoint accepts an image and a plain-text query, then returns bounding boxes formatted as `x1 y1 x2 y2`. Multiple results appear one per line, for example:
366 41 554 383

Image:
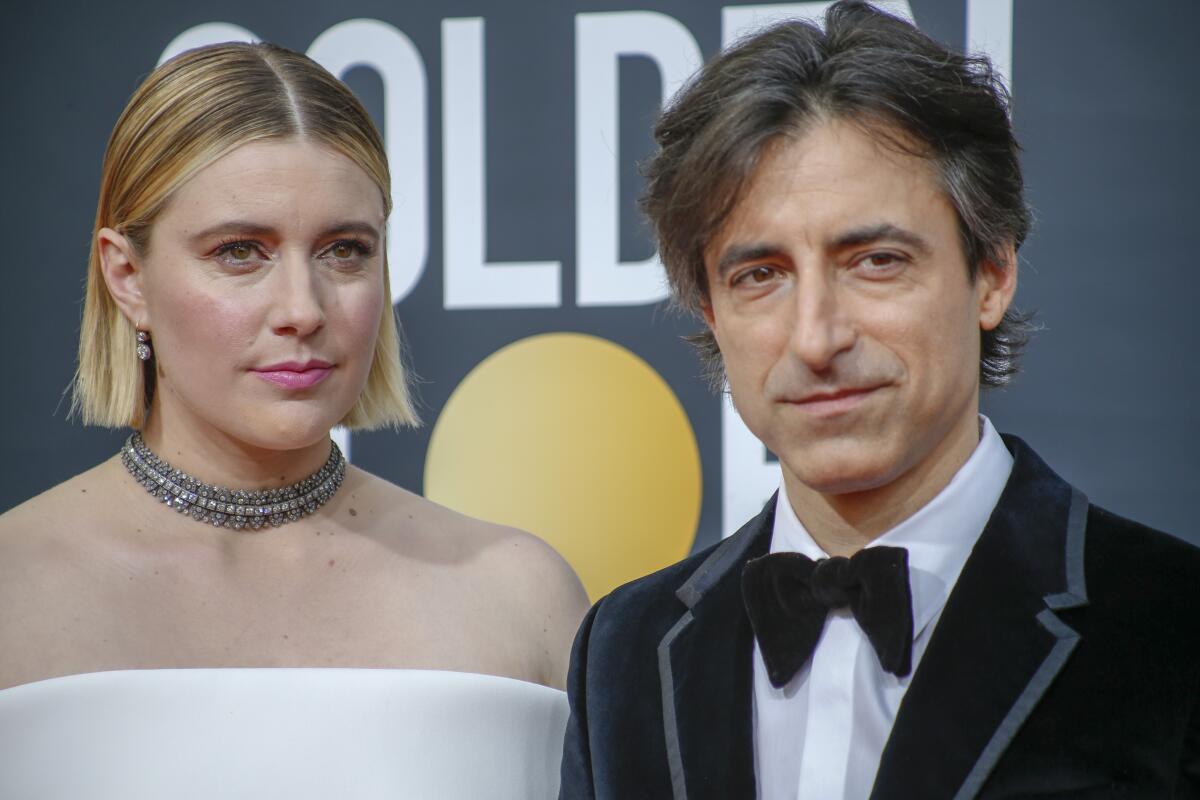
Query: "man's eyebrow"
830 223 932 255
715 242 786 279
187 220 381 245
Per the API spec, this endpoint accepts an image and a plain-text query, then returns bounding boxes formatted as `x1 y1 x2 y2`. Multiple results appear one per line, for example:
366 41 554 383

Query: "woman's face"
125 139 386 452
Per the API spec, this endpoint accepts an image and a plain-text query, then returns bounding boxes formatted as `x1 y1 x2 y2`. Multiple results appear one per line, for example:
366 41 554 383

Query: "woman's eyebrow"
187 221 277 245
185 220 381 245
318 221 381 241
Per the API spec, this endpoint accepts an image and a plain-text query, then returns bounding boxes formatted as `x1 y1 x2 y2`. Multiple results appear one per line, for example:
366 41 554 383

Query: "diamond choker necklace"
120 432 346 530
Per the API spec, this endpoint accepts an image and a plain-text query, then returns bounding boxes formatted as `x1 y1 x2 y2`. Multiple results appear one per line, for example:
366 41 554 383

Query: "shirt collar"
770 416 1014 638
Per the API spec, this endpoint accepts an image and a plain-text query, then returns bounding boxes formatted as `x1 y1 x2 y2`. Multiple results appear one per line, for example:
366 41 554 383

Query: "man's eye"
857 252 905 272
736 266 777 285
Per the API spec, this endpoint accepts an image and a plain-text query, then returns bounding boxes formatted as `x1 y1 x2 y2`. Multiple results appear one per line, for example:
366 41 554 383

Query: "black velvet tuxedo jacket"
559 436 1200 799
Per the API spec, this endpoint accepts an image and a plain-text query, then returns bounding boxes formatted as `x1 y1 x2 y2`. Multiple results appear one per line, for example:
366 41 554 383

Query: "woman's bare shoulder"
0 462 127 682
0 460 120 557
350 467 590 686
353 467 584 596
419 501 590 688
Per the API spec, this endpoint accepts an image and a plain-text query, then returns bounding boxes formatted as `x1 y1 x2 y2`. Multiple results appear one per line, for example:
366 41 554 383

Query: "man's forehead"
750 118 936 194
705 119 947 260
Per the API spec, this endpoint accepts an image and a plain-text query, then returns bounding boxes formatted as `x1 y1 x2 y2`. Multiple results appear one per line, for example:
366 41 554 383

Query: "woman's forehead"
159 139 386 234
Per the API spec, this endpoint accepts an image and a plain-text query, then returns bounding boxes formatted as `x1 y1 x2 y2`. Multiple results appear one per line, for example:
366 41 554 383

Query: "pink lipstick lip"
252 361 334 390
256 359 332 372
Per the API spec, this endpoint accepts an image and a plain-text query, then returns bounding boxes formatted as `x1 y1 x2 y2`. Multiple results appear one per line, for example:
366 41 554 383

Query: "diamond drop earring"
136 330 152 362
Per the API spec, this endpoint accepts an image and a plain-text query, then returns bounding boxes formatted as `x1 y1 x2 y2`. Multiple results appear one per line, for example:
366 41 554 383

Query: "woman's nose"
268 257 326 337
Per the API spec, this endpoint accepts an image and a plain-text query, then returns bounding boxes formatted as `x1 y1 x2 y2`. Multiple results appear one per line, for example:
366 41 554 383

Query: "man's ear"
978 243 1018 332
97 228 149 328
700 298 716 330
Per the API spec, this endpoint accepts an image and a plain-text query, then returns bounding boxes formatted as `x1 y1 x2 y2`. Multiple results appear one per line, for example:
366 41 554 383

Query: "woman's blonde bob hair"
73 41 418 430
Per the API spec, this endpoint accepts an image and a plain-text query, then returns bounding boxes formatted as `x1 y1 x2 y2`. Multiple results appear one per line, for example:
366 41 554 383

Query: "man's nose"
787 271 856 372
268 256 325 338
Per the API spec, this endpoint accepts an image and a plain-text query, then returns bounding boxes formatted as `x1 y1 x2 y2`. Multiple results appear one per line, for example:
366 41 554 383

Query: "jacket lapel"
657 496 775 800
871 436 1090 800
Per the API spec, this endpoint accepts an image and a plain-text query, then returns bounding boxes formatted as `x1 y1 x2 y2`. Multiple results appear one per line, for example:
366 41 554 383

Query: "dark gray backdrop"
3 0 1197 550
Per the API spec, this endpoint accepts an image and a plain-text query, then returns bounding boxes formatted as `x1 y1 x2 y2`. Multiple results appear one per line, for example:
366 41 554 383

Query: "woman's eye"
216 241 262 264
324 240 370 262
331 242 354 259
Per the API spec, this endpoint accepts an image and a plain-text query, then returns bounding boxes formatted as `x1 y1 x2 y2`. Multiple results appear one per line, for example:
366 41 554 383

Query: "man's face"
702 119 1014 502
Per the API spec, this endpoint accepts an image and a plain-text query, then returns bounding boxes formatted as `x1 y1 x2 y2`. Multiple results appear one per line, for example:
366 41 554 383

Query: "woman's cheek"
344 283 385 352
165 289 260 371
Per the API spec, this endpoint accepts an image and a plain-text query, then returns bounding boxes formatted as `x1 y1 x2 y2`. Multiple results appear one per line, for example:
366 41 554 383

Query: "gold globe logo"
425 333 702 600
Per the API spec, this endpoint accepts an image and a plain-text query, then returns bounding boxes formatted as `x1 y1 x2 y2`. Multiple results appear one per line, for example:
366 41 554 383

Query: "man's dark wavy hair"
641 0 1034 389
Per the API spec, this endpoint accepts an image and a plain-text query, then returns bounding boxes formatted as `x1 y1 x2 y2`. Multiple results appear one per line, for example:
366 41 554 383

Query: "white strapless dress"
0 668 568 799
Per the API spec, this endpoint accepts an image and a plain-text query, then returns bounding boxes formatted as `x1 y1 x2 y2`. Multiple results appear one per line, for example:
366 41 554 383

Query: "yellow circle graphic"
424 332 702 601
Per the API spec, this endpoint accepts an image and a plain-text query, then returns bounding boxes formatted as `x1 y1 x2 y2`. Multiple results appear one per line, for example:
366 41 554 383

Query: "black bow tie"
742 547 914 688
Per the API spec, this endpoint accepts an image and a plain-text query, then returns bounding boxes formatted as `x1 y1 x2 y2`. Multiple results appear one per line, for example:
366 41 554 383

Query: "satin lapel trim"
953 487 1090 800
952 610 1080 799
659 610 696 800
1045 487 1090 610
657 496 775 800
872 454 1090 800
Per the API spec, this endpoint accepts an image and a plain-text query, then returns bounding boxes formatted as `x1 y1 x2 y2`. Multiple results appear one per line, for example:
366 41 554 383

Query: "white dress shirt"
752 417 1014 800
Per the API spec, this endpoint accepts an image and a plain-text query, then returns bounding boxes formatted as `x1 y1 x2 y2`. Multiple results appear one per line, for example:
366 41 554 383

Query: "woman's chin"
228 413 343 453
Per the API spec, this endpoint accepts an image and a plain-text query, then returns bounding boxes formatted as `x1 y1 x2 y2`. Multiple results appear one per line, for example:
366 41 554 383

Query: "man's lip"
253 359 333 372
785 386 883 404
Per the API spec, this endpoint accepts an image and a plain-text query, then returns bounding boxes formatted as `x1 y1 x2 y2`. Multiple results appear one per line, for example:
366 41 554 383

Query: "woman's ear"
97 228 149 328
